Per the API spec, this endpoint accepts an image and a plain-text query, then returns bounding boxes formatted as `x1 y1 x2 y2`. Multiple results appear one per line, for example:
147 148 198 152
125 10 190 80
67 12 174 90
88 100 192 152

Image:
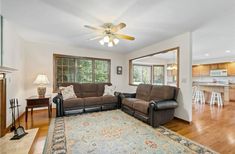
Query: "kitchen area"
192 62 235 104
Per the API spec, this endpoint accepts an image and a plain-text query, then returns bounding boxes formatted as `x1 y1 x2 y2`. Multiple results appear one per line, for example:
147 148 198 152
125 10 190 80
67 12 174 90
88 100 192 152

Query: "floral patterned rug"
43 110 218 154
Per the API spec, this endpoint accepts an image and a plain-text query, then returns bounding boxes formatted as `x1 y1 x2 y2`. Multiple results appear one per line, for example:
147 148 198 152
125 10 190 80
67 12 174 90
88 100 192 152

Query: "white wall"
123 32 192 122
3 20 25 126
23 42 126 102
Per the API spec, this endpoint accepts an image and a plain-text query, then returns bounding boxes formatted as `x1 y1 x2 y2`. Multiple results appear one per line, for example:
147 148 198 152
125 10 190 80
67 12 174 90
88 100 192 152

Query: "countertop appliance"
210 69 228 77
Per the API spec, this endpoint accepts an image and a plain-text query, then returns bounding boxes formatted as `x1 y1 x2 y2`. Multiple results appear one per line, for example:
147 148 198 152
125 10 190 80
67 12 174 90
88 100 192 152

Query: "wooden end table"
25 96 52 122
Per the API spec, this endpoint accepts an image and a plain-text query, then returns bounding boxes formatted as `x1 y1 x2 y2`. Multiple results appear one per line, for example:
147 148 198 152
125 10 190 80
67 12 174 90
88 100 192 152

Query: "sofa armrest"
150 100 178 111
120 93 136 99
53 94 64 117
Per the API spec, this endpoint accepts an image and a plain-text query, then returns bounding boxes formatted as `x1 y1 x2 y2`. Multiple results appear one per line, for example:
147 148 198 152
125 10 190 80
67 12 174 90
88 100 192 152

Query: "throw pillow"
103 85 116 96
59 85 77 100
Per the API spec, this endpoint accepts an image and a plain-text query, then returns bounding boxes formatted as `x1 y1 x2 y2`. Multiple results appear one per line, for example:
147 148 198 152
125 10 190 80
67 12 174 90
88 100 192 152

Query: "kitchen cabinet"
218 63 227 69
210 64 218 70
227 62 235 76
200 65 210 76
193 62 235 77
210 63 227 70
192 66 200 77
229 86 235 101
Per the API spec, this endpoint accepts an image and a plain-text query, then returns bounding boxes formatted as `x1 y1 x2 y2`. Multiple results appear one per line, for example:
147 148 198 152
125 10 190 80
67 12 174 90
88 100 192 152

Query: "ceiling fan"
84 23 135 47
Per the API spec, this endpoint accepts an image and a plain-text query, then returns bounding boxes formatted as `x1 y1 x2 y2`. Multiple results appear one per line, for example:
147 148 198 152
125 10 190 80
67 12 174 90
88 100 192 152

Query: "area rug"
43 110 218 154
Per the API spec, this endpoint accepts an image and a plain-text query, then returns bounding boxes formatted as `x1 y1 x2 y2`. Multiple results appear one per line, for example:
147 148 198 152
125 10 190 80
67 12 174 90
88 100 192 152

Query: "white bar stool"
192 86 198 100
210 91 223 106
194 88 205 104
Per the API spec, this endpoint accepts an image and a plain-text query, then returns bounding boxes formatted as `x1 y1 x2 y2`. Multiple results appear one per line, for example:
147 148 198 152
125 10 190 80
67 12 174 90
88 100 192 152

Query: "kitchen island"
193 82 230 103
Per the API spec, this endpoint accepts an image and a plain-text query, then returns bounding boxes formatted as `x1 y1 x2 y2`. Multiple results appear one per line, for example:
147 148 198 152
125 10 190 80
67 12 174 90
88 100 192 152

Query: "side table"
25 96 52 122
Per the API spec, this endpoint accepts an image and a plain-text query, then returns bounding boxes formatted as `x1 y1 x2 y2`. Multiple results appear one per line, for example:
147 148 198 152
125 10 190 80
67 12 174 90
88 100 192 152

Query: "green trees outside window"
133 65 152 84
54 54 110 90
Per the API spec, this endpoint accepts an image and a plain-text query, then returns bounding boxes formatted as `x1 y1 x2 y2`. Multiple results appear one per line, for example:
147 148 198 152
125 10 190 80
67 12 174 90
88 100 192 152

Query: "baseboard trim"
174 116 192 125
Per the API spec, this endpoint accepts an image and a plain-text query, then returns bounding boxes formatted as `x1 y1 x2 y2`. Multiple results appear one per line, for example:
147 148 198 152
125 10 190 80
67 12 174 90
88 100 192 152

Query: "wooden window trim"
129 47 180 87
53 54 111 92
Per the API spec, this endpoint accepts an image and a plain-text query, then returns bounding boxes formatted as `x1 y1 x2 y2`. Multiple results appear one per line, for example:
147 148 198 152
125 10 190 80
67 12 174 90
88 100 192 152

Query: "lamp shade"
33 74 49 85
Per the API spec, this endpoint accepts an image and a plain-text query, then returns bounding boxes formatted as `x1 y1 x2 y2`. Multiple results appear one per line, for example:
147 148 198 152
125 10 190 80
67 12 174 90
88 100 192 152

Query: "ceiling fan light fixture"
103 36 110 43
113 38 119 45
99 39 104 45
108 42 113 47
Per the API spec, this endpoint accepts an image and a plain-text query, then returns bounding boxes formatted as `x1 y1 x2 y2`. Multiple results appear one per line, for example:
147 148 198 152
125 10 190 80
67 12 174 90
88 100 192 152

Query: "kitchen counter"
193 82 230 102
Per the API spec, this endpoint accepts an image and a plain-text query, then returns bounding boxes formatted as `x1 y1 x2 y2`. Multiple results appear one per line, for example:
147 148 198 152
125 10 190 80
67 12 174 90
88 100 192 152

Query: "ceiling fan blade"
115 34 135 40
89 36 103 41
111 23 126 33
84 25 103 31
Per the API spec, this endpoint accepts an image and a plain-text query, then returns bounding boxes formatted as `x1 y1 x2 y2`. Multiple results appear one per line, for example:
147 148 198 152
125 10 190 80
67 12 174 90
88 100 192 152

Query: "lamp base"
37 87 46 97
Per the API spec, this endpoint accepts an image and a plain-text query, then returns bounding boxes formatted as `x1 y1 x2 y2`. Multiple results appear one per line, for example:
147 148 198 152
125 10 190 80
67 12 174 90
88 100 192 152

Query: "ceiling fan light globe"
103 36 110 43
113 38 119 45
108 42 113 47
99 39 104 45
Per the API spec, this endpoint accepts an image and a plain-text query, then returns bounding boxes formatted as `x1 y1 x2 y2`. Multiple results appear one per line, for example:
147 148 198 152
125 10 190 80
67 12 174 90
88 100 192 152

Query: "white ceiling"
2 0 235 59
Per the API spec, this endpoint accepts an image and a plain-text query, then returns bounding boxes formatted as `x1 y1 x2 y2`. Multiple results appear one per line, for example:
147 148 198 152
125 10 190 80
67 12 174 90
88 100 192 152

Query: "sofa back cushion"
81 83 98 97
136 84 152 101
58 83 112 98
149 85 176 101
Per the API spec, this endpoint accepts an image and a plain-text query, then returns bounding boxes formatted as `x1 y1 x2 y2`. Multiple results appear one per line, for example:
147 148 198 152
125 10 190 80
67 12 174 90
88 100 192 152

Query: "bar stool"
194 88 205 104
210 91 223 106
192 86 197 100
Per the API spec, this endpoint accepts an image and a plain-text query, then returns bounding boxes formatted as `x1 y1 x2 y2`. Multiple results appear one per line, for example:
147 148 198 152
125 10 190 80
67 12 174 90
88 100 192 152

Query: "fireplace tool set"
9 98 27 140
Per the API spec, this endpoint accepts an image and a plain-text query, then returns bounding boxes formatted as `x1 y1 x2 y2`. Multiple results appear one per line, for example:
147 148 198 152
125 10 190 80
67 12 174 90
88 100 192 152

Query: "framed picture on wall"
117 66 122 75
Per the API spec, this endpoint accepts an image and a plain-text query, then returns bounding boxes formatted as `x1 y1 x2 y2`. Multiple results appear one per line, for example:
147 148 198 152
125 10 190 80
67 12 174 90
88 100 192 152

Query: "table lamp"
33 74 49 97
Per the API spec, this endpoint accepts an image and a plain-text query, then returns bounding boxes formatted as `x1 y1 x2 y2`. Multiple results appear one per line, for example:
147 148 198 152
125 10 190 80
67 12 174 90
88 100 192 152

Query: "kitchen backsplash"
193 76 235 84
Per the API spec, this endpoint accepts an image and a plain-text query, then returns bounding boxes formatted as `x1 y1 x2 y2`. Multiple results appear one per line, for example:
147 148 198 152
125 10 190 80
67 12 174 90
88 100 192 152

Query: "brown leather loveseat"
121 84 179 127
53 83 119 117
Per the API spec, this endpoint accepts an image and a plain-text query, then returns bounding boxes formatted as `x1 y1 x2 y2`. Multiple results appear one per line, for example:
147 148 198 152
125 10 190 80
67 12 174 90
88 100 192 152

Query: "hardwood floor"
164 102 235 154
18 102 235 154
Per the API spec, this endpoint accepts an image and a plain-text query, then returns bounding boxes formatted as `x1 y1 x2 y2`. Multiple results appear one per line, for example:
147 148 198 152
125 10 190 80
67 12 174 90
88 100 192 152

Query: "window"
153 65 164 85
132 64 152 85
54 54 110 90
129 47 179 86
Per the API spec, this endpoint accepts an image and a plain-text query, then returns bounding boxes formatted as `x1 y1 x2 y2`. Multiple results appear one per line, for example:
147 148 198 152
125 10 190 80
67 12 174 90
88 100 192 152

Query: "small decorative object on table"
117 66 122 75
9 99 28 140
33 74 49 97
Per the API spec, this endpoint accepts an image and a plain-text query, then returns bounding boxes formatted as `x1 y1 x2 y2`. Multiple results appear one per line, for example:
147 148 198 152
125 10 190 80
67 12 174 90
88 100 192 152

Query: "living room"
0 0 235 154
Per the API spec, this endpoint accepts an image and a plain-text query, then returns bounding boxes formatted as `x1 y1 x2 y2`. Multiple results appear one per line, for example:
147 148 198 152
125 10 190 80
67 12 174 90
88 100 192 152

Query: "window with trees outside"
53 54 110 91
132 64 152 85
153 65 164 85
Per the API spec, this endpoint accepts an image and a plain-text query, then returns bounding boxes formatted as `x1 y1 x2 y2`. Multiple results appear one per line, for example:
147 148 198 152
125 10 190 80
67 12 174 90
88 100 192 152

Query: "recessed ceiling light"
205 53 209 56
226 50 231 53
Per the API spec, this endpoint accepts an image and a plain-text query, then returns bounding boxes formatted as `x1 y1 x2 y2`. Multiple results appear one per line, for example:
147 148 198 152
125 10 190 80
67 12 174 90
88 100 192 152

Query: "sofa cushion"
81 84 98 97
59 83 82 97
149 85 175 101
101 95 118 104
103 85 116 96
63 98 84 109
136 84 152 101
133 100 150 114
122 98 140 108
84 97 102 106
60 85 77 100
97 83 112 96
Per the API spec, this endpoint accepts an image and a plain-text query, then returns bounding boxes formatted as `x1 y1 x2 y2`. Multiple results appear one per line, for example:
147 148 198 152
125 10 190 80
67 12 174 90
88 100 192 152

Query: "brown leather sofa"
121 84 179 127
53 83 120 117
